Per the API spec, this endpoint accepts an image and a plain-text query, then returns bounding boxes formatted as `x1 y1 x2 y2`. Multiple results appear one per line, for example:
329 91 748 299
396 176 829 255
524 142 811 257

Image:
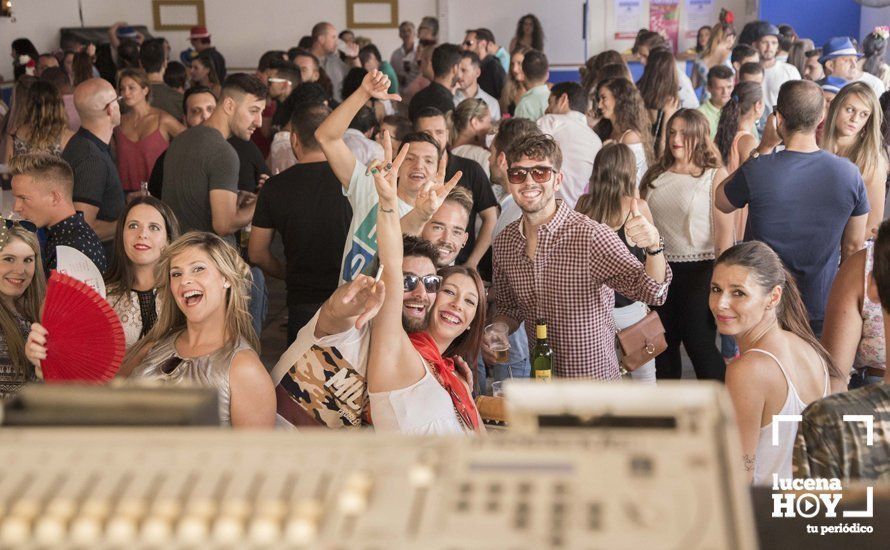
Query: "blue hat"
819 37 863 65
116 26 139 39
818 76 848 95
752 21 780 41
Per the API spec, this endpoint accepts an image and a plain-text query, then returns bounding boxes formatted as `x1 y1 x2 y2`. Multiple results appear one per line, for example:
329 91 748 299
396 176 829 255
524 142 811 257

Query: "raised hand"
371 131 408 205
624 199 660 251
360 70 402 103
329 274 386 330
415 170 462 219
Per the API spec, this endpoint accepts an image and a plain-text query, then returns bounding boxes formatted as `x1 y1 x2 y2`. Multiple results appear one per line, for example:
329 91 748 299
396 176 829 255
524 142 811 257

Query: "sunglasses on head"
4 219 37 232
404 274 443 293
506 166 555 185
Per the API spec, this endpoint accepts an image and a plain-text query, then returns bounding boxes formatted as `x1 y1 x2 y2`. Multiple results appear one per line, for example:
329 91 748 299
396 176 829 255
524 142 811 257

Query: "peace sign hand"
371 130 408 206
416 171 463 219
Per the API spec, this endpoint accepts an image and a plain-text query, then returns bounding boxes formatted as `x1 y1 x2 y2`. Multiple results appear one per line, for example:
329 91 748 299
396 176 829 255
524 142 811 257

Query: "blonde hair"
0 228 46 378
823 82 887 181
449 97 490 146
121 232 258 373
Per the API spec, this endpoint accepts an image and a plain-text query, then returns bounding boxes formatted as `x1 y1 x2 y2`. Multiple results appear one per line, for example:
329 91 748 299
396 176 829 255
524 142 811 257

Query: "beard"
402 311 430 333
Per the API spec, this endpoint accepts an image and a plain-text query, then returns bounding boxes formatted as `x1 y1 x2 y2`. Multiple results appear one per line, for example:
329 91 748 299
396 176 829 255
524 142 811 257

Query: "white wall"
1 0 437 81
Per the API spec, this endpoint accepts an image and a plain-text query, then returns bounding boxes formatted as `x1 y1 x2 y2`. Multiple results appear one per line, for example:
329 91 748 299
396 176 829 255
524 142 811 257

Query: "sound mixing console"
0 381 757 549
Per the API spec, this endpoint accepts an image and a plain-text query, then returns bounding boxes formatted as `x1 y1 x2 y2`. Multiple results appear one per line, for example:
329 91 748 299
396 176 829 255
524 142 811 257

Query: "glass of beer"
484 322 511 364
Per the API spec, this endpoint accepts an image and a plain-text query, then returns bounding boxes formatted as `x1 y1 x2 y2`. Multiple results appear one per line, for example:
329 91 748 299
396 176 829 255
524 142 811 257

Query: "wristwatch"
645 237 665 256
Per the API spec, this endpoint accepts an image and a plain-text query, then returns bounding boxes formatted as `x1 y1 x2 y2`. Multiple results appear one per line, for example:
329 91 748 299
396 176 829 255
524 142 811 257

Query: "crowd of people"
1 13 889 483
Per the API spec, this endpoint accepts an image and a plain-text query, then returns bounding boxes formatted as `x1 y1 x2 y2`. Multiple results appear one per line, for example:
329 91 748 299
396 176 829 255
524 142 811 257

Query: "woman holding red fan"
105 196 181 350
27 232 275 427
0 223 45 399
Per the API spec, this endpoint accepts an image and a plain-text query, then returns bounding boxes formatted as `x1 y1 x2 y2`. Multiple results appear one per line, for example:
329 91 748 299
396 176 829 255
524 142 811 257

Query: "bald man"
61 78 125 260
310 21 350 101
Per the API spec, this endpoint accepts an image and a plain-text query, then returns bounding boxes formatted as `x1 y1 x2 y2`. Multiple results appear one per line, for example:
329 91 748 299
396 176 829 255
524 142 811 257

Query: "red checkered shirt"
492 200 672 380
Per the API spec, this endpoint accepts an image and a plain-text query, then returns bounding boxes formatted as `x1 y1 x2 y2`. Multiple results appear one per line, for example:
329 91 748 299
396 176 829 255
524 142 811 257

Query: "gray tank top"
129 331 253 426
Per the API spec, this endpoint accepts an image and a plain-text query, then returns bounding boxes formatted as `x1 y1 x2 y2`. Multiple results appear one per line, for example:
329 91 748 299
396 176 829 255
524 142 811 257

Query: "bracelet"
379 205 395 214
645 237 665 256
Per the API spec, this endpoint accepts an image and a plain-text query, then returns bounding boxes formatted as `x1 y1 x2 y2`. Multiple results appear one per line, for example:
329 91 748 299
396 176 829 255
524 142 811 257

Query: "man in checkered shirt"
487 134 672 380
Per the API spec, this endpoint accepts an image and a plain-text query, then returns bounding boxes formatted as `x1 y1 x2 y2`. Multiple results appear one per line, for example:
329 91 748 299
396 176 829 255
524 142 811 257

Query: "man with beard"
753 22 800 107
488 134 671 380
271 235 476 428
162 74 265 244
420 186 473 267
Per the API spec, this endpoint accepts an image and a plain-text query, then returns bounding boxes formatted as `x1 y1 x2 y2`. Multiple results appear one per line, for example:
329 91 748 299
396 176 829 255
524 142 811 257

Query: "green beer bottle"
531 320 553 381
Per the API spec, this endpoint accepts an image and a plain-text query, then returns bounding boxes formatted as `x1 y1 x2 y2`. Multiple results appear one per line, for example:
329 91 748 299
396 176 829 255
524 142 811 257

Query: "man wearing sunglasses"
489 134 671 380
271 236 474 428
462 28 505 101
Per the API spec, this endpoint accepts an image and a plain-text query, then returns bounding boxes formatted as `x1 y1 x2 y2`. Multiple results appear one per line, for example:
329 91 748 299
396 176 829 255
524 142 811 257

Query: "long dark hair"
640 109 721 198
862 30 888 79
438 265 486 365
576 143 638 228
581 50 625 94
515 14 544 51
12 38 39 80
598 78 654 164
637 48 679 111
715 81 762 164
105 196 181 297
715 242 842 380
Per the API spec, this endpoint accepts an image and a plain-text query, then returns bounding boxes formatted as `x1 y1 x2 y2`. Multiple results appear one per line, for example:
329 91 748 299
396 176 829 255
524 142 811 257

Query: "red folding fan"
40 271 125 382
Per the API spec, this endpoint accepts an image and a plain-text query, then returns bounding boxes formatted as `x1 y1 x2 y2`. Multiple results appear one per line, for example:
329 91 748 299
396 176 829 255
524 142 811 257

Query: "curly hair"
598 78 654 164
514 14 545 51
504 133 562 171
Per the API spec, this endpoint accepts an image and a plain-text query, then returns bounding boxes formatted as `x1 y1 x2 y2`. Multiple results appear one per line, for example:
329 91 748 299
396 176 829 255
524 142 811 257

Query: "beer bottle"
531 320 553 381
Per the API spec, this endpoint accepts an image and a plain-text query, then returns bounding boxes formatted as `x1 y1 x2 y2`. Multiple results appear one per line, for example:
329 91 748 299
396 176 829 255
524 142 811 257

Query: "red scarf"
408 332 480 432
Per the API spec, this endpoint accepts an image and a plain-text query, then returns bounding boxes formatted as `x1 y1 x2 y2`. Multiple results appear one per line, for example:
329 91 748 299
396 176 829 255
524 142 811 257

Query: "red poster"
649 0 680 53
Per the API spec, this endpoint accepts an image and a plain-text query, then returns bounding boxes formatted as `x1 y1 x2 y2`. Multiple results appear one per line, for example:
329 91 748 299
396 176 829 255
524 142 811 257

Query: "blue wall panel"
760 0 862 47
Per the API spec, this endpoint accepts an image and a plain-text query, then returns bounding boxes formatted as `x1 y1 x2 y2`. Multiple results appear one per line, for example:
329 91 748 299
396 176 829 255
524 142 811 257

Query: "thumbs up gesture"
624 199 661 252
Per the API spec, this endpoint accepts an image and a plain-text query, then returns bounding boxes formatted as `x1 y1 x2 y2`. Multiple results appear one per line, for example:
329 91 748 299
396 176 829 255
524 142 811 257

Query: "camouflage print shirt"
792 383 890 482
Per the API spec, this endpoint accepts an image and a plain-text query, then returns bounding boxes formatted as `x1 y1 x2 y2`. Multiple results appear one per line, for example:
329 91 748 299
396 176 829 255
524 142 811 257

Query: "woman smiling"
105 196 181 350
0 224 45 399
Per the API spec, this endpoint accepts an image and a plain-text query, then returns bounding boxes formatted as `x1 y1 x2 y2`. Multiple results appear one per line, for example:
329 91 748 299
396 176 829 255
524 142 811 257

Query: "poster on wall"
685 0 714 39
650 0 680 52
614 0 644 40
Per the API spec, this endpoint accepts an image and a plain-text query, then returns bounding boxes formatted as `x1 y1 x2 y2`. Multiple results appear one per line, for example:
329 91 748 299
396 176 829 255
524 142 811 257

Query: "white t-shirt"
537 111 602 209
340 161 413 283
343 129 385 168
677 64 700 109
272 310 370 429
856 71 886 98
763 61 801 107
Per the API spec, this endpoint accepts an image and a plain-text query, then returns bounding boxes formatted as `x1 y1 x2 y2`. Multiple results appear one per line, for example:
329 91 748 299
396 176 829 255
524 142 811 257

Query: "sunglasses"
268 77 291 85
506 166 555 185
404 274 443 293
4 219 37 232
463 40 475 47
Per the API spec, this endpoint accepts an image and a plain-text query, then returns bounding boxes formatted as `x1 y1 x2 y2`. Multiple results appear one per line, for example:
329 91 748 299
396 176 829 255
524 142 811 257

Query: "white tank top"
751 348 829 485
368 349 467 435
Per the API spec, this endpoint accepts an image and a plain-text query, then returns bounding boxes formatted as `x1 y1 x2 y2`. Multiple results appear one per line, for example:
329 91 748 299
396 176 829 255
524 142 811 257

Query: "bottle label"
534 369 552 380
536 325 547 339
